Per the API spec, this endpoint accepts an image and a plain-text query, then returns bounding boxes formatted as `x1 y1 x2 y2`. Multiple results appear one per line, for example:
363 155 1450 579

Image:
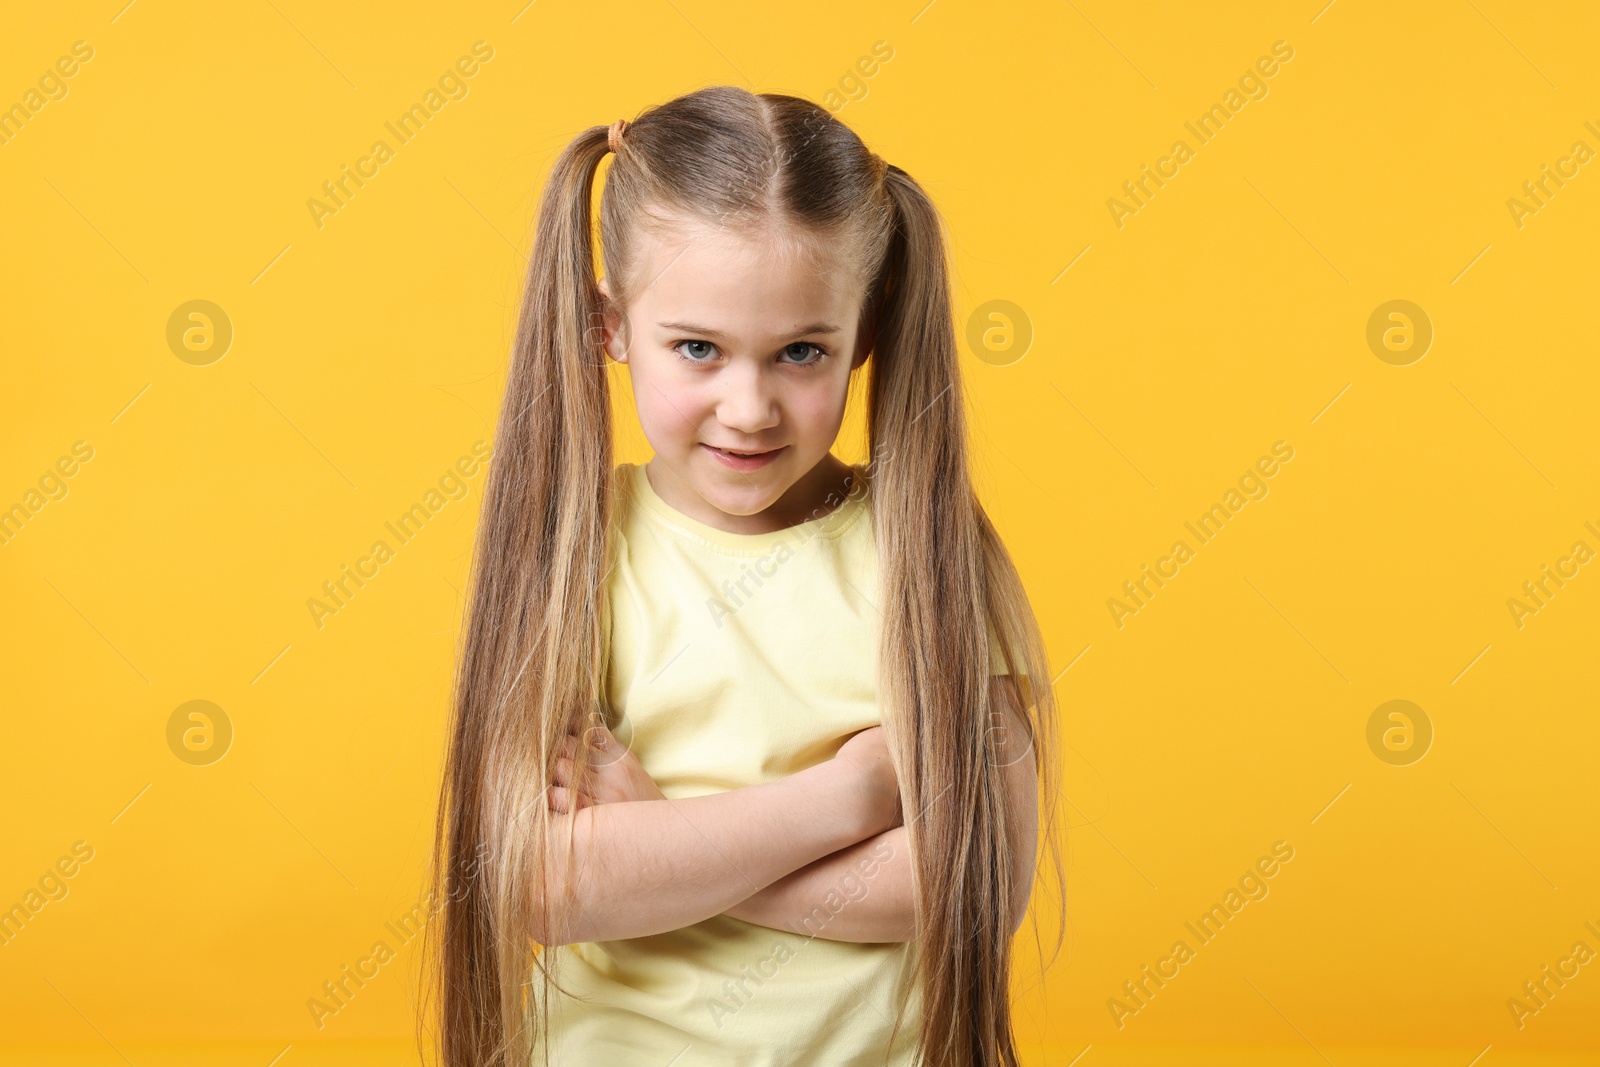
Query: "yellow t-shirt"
540 461 1008 1065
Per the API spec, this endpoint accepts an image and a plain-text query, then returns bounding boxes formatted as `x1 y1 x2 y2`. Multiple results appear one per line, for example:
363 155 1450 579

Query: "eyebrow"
655 320 842 337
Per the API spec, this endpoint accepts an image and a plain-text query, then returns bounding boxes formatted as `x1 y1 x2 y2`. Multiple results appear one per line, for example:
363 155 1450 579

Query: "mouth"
701 443 786 470
710 444 784 457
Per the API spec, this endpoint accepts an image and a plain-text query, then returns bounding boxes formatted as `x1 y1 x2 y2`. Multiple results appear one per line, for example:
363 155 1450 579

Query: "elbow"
531 881 589 947
529 893 561 946
1007 881 1031 938
529 881 564 947
1005 835 1038 939
532 824 588 947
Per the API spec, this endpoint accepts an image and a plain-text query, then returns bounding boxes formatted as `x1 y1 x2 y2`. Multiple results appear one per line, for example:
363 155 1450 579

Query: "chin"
697 482 785 517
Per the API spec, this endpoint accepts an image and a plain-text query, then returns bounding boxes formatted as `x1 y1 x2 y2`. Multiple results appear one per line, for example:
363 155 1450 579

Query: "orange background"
2 1 1597 1064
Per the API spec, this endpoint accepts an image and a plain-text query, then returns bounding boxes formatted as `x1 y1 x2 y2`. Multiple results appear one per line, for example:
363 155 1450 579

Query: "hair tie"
608 119 628 154
870 152 891 188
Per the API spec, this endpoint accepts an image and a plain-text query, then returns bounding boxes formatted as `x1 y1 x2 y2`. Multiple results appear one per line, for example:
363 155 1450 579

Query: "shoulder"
603 462 641 570
609 460 638 498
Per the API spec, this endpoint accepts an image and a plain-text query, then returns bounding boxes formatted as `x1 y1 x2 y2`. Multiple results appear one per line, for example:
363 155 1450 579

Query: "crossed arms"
534 675 1038 947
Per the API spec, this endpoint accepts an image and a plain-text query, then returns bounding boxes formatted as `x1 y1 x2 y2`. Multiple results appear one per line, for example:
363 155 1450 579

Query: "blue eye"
674 340 718 363
780 343 828 365
672 340 829 366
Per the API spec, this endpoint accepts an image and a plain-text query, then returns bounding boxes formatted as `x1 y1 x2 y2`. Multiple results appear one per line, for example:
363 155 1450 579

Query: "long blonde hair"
420 85 1066 1067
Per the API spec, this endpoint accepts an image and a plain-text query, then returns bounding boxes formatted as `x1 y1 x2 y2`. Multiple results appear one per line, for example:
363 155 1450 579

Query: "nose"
715 361 780 436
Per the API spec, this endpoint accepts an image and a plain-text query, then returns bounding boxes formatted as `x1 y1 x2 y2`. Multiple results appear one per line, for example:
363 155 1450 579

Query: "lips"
706 446 776 457
701 443 786 470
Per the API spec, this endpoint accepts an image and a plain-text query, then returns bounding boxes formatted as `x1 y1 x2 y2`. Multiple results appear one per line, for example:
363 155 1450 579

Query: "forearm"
724 825 915 943
725 674 1043 944
540 759 876 945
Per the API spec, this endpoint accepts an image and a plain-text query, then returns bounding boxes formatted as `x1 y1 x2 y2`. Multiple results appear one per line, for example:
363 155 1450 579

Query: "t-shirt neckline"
628 461 869 554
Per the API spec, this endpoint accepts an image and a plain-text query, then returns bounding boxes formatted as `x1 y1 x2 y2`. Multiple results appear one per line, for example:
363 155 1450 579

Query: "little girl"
425 85 1064 1067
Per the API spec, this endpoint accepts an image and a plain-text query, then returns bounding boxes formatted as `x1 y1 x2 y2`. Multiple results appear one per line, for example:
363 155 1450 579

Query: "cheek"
789 377 851 431
629 363 699 434
637 390 693 436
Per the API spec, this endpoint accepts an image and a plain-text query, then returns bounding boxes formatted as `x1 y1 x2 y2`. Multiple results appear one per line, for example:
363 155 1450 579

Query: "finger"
553 755 575 786
556 783 596 806
554 784 597 809
559 735 576 761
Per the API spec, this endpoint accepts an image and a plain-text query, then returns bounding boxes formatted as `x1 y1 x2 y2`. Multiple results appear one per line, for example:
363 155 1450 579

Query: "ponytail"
422 124 621 1067
869 165 1066 1066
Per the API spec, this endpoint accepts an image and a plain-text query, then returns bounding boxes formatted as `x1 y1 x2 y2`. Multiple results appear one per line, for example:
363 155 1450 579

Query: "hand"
832 726 904 836
548 718 667 813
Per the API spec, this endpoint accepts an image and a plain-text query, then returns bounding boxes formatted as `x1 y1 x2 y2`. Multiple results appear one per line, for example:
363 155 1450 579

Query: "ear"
597 277 628 364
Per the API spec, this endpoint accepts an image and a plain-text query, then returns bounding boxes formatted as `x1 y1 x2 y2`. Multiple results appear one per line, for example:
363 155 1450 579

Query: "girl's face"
601 216 870 535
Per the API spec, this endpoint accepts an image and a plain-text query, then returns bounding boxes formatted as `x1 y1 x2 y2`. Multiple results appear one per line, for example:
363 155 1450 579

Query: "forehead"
623 216 864 337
